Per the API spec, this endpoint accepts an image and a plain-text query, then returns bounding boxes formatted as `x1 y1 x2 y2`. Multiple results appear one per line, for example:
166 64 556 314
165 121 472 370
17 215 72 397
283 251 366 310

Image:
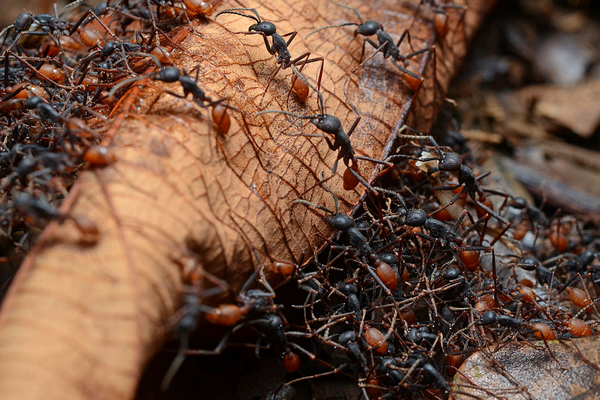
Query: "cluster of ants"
2 0 599 398
178 119 600 398
0 0 223 250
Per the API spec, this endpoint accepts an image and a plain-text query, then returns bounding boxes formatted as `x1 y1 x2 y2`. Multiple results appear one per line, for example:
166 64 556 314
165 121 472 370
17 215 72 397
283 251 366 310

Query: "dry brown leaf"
518 78 600 138
456 337 600 400
0 1 491 399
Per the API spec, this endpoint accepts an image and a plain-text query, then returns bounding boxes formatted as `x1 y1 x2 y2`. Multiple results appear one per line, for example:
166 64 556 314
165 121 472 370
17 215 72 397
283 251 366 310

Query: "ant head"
340 283 357 295
14 12 33 32
24 96 43 109
518 256 539 271
265 313 283 330
356 20 379 36
311 114 341 134
250 21 276 35
326 213 354 231
405 209 427 227
510 197 529 209
155 67 180 83
339 330 356 344
378 253 397 266
444 268 460 280
438 152 462 171
479 311 497 325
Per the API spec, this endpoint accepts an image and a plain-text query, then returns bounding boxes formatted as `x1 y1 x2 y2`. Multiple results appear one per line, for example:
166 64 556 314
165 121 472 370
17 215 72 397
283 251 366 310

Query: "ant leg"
183 329 233 355
176 1 205 38
395 29 416 54
145 0 161 46
148 90 188 112
347 164 378 193
281 30 298 47
293 55 325 91
473 197 511 228
393 61 424 96
6 51 68 89
161 330 191 391
283 343 351 385
287 57 310 104
346 116 361 138
430 187 466 217
69 9 120 40
352 39 390 74
260 63 284 105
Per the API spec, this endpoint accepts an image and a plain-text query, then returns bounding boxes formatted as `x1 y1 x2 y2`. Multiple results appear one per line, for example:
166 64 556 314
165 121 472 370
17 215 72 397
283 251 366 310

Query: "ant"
392 125 511 242
163 262 301 390
257 84 389 193
291 183 409 318
307 1 429 95
214 7 324 103
12 191 98 239
110 66 235 135
0 12 70 55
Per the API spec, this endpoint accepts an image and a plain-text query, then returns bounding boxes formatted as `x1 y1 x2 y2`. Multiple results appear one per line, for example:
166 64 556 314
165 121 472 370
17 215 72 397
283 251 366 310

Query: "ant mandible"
214 7 325 103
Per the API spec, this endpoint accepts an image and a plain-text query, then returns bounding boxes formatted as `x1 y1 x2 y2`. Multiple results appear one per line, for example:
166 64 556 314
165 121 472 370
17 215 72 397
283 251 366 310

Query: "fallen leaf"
518 78 600 138
456 337 600 400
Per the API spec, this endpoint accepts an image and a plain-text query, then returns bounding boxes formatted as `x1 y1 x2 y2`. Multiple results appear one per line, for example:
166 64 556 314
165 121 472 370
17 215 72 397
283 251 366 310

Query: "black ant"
257 84 389 193
109 65 235 132
0 12 71 54
306 1 430 95
214 7 324 103
391 125 511 241
291 182 408 318
292 183 373 262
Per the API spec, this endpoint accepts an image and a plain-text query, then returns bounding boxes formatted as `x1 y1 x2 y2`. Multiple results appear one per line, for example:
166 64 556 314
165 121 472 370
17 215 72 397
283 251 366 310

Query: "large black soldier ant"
214 7 324 103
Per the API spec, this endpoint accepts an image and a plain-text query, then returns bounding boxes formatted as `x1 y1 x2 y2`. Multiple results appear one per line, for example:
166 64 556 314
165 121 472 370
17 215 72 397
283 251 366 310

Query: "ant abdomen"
212 104 231 134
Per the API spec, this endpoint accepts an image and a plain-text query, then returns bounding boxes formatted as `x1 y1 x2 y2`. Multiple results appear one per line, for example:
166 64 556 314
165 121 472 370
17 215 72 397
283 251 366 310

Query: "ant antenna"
305 22 359 39
343 75 360 117
256 109 313 120
329 0 364 23
305 0 366 39
214 8 262 24
107 65 166 98
62 0 84 13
